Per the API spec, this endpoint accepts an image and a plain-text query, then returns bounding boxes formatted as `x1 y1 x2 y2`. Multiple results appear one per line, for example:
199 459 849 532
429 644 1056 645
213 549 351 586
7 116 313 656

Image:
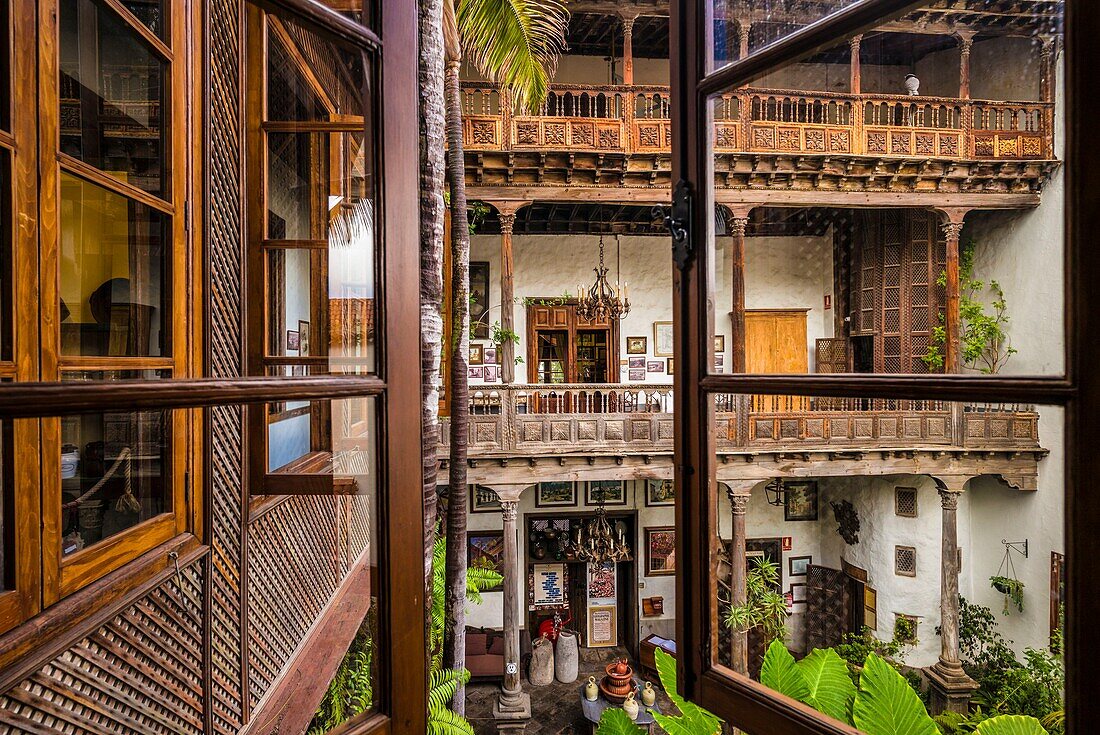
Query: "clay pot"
529 635 554 686
623 691 640 721
641 681 656 707
584 676 599 702
599 659 635 703
555 630 579 683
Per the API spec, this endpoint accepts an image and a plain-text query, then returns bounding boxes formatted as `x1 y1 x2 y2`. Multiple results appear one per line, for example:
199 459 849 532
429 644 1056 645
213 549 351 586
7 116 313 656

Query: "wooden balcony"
440 383 1041 457
461 83 1054 161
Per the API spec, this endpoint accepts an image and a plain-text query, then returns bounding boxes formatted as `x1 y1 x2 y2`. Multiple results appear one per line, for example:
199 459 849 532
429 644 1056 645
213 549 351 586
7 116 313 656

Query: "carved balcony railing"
460 83 1055 161
442 383 1041 456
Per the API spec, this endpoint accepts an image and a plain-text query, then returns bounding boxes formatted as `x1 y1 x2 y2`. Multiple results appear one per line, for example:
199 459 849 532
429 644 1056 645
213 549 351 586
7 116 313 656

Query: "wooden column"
492 485 532 722
725 484 751 675
737 19 751 60
729 210 751 374
497 203 522 383
1040 36 1057 103
957 31 975 100
621 15 636 86
849 34 862 95
940 211 967 374
927 477 978 714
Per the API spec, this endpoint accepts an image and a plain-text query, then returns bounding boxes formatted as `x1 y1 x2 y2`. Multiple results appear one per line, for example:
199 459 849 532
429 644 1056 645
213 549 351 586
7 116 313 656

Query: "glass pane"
59 172 169 357
266 17 365 123
705 2 1065 377
266 392 377 480
0 0 9 133
59 0 168 196
59 406 170 557
705 396 1065 733
120 0 166 39
0 148 10 362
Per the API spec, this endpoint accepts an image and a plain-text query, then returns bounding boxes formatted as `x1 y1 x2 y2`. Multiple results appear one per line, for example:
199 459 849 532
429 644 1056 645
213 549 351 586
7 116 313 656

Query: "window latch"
653 179 693 270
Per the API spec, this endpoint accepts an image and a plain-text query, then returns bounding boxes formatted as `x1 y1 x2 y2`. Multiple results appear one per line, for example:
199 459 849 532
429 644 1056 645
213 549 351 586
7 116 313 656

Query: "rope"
62 447 139 514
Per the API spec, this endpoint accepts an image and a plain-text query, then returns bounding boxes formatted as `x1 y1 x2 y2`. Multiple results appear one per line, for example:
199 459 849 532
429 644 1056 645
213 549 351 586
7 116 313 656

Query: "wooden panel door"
805 565 850 652
745 310 808 411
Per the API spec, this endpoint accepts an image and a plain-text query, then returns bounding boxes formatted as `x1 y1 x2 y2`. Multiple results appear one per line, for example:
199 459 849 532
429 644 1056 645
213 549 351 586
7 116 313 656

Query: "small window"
895 545 917 577
895 486 918 517
894 614 919 644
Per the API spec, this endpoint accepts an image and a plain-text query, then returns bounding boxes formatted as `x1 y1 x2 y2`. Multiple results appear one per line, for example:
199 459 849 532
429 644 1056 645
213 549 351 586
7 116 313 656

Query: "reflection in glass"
59 0 167 196
120 0 166 39
266 17 364 123
0 148 10 361
266 393 377 484
59 407 169 556
59 173 168 357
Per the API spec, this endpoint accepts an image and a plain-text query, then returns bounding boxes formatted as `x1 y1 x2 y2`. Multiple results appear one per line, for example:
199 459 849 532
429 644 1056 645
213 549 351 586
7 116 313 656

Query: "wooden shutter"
805 564 850 652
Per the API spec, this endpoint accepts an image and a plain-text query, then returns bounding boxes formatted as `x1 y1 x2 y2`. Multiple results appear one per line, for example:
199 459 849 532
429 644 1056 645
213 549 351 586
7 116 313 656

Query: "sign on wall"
532 563 565 607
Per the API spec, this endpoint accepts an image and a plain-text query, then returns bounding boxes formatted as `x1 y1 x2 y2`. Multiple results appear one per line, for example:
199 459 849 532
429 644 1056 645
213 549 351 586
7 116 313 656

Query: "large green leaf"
852 654 938 735
653 648 722 732
797 648 857 724
760 640 811 704
596 708 645 735
651 711 715 735
973 715 1048 735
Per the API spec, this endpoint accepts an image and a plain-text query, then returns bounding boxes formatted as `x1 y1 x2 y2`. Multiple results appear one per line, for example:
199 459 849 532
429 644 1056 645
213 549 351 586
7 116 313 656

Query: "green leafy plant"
761 643 855 722
723 558 789 649
923 239 1018 374
989 576 1025 614
973 715 1049 735
307 615 376 734
597 648 722 735
428 668 475 735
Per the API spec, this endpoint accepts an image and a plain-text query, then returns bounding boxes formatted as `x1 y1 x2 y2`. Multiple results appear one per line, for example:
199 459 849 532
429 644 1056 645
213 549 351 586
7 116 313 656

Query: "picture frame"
467 531 505 591
298 320 310 356
645 527 676 576
470 261 491 339
587 604 618 648
653 321 674 357
532 563 566 606
666 358 674 375
586 480 626 506
470 344 484 365
645 479 675 507
784 481 819 521
470 485 501 513
587 561 617 601
286 329 300 352
713 335 725 353
484 346 498 364
714 354 725 370
790 582 807 605
626 336 648 354
535 481 576 507
483 364 500 382
788 555 812 577
646 360 664 373
628 356 646 370
628 368 645 381
468 365 484 379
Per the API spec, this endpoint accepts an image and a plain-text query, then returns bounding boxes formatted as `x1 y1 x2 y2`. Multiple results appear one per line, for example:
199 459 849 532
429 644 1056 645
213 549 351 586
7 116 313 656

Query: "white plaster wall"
915 37 1042 102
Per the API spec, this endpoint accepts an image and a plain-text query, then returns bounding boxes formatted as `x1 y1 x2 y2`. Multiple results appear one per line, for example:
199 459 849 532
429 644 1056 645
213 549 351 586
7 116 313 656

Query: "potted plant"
990 575 1025 614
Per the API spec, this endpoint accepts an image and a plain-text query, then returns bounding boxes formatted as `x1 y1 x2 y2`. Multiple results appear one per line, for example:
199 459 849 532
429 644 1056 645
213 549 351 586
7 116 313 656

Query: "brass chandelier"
576 235 630 322
571 506 632 564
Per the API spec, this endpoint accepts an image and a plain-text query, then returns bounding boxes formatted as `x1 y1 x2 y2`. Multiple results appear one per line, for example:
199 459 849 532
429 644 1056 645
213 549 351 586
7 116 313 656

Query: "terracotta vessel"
599 658 635 704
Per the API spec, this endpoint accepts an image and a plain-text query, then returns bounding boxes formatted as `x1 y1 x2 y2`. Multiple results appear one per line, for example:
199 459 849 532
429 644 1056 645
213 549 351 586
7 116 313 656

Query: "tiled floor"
466 646 673 734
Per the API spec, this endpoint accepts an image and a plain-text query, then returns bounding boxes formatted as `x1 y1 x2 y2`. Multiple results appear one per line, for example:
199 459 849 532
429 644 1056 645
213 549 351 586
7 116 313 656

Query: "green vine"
922 238 1018 374
990 575 1025 615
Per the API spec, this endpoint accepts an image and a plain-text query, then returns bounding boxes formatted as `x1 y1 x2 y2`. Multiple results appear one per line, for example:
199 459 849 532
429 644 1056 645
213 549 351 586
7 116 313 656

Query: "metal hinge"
653 179 693 270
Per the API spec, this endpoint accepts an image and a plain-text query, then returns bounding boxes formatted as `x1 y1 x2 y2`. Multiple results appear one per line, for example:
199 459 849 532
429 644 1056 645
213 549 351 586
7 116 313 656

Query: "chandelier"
571 506 632 564
576 235 630 322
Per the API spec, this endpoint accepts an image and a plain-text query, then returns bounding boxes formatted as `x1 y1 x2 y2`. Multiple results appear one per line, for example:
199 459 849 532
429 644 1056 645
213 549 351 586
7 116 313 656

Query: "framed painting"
653 321 674 357
468 366 484 379
627 336 647 354
586 480 626 506
666 358 674 375
645 479 675 507
713 335 725 353
628 369 645 381
790 583 807 605
484 346 498 364
645 527 676 576
470 344 484 365
468 531 505 591
286 329 300 352
470 262 491 339
587 561 617 602
628 356 646 370
298 320 310 356
470 485 501 514
536 481 576 507
647 361 664 373
484 364 500 382
784 481 819 521
788 555 812 577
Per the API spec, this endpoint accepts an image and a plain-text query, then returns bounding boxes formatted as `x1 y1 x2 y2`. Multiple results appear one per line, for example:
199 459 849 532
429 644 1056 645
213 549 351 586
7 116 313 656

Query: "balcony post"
956 30 976 100
620 14 637 86
849 34 862 95
490 485 534 724
729 209 752 374
495 203 523 383
926 477 978 715
937 209 969 374
723 481 754 674
1040 36 1057 104
737 19 751 60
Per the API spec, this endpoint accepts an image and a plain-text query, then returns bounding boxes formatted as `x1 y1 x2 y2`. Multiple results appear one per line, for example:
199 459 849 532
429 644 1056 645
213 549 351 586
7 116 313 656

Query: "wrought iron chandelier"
571 506 632 564
576 235 630 322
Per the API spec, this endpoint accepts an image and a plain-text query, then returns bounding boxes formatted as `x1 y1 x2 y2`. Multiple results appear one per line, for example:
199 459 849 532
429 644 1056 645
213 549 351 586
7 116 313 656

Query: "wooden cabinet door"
745 310 808 411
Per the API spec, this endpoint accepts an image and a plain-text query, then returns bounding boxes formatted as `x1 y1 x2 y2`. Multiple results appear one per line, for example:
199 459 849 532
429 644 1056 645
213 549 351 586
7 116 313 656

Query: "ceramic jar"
529 635 555 686
623 691 640 721
584 676 599 702
641 681 656 707
555 630 579 683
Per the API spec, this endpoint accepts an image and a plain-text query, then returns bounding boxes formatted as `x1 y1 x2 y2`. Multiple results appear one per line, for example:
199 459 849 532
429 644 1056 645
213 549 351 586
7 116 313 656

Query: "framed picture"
484 364 500 382
470 262 490 339
645 527 676 576
788 555 812 577
790 583 807 604
470 485 501 513
586 480 626 506
484 346 498 364
713 335 725 353
645 479 675 507
286 329 300 352
468 366 484 379
536 481 576 507
298 320 310 356
588 561 617 601
628 356 646 370
468 531 505 591
532 563 566 606
470 344 484 365
714 354 725 370
626 336 647 354
647 360 664 373
587 604 618 648
653 321 674 357
666 358 674 375
628 368 645 381
784 481 819 521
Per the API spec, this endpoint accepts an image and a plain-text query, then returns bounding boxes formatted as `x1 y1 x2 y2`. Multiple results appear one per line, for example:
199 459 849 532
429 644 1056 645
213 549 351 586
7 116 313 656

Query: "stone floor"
466 646 674 735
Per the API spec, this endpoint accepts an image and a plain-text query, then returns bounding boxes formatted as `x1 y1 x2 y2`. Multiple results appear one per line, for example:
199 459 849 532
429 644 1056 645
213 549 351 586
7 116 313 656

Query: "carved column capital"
500 500 519 522
1040 35 1057 60
958 36 974 55
498 212 516 236
620 15 636 35
941 222 964 242
727 491 750 514
938 489 962 511
849 34 863 51
729 216 749 238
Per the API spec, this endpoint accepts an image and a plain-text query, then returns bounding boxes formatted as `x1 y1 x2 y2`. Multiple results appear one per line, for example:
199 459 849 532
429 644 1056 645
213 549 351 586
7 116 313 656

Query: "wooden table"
579 680 661 734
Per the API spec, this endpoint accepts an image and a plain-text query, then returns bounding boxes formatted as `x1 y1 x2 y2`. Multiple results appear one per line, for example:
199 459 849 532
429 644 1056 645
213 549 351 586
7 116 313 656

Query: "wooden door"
745 310 808 411
805 565 850 652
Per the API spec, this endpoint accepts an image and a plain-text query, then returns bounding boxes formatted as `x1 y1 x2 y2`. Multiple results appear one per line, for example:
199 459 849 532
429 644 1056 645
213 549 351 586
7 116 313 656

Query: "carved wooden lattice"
805 565 850 652
815 338 849 373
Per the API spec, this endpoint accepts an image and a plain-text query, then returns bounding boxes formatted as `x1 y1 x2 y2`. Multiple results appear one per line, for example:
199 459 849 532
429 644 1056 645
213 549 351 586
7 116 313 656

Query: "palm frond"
456 0 569 113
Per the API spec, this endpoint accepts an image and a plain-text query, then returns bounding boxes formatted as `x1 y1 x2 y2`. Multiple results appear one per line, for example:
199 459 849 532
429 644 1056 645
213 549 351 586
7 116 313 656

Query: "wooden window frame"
671 1 1094 734
524 300 620 384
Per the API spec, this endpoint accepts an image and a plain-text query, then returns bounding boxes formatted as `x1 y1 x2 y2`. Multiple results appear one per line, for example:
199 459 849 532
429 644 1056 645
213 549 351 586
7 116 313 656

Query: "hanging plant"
990 575 1025 614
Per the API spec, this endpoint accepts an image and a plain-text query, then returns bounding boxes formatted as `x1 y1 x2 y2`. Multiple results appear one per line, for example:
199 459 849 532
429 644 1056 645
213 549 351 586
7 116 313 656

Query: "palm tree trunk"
442 0 471 712
418 0 445 609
